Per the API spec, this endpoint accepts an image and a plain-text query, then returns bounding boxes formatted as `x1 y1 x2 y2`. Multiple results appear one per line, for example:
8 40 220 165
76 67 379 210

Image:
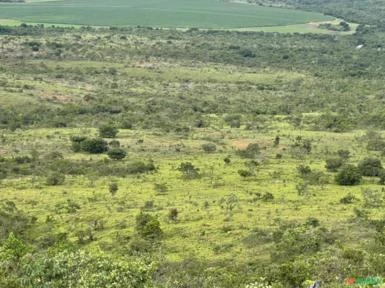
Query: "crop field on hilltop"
0 0 332 28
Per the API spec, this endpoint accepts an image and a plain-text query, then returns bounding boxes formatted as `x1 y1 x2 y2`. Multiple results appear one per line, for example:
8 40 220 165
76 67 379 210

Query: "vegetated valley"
1 1 385 288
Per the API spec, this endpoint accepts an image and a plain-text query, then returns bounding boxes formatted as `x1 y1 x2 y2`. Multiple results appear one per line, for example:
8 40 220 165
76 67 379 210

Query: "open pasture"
0 0 331 28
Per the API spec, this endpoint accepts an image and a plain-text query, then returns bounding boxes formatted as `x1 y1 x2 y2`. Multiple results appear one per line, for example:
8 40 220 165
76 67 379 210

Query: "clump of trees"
335 165 362 186
71 136 108 154
98 125 119 138
0 246 154 288
357 157 383 177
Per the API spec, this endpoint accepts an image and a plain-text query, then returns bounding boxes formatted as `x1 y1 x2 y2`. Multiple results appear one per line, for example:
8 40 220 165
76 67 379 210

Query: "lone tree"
99 125 119 138
177 162 200 180
81 138 108 154
135 212 162 240
107 148 127 160
335 165 362 186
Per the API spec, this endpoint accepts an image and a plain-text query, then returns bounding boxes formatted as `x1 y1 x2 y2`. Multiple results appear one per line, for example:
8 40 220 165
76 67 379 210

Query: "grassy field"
0 125 380 264
2 26 385 287
0 0 332 28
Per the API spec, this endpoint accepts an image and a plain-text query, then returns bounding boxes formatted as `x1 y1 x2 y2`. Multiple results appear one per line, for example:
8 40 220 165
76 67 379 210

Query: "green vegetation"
251 0 385 26
1 1 385 286
0 0 331 28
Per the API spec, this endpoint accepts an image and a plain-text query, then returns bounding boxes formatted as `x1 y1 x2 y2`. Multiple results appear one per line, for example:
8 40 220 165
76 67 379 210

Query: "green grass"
0 0 332 28
1 27 385 285
1 126 383 264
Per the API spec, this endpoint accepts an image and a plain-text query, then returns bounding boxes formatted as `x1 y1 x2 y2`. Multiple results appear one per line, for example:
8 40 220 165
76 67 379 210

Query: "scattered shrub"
109 182 118 196
325 158 343 172
340 193 358 204
237 143 260 159
337 149 351 160
358 157 383 177
154 183 168 193
45 172 65 186
177 162 200 179
297 165 312 177
238 169 254 178
107 148 127 160
135 213 162 240
98 124 119 138
168 208 178 221
81 138 108 154
201 143 217 153
335 165 362 186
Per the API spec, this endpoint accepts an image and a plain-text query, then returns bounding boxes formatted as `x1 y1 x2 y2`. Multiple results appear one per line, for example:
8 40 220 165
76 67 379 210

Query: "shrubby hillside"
1 2 385 287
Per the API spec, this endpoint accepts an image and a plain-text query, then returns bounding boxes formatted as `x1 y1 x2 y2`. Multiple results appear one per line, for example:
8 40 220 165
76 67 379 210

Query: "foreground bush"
19 250 154 288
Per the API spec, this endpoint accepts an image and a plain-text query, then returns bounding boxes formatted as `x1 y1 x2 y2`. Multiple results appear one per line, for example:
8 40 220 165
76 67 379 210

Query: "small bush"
177 162 200 179
46 173 65 186
358 157 383 177
335 165 362 186
98 125 119 138
109 182 118 196
70 135 87 152
154 183 168 193
337 149 350 160
238 169 254 178
379 171 385 185
261 192 274 201
168 208 178 221
81 138 108 154
325 158 343 172
340 193 358 204
201 143 217 153
135 213 162 240
109 140 120 148
107 148 127 160
237 143 260 159
297 165 311 177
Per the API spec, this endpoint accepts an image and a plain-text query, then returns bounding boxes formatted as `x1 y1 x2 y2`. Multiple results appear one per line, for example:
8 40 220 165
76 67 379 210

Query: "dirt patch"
230 139 253 150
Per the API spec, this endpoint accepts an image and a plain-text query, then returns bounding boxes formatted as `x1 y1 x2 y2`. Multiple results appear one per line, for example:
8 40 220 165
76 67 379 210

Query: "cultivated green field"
0 0 332 28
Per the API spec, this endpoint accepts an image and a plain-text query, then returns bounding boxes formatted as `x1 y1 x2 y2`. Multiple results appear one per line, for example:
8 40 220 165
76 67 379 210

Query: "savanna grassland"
1 3 385 288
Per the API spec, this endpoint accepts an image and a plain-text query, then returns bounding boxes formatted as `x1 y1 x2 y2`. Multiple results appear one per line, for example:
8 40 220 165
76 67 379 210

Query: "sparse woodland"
1 1 385 287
